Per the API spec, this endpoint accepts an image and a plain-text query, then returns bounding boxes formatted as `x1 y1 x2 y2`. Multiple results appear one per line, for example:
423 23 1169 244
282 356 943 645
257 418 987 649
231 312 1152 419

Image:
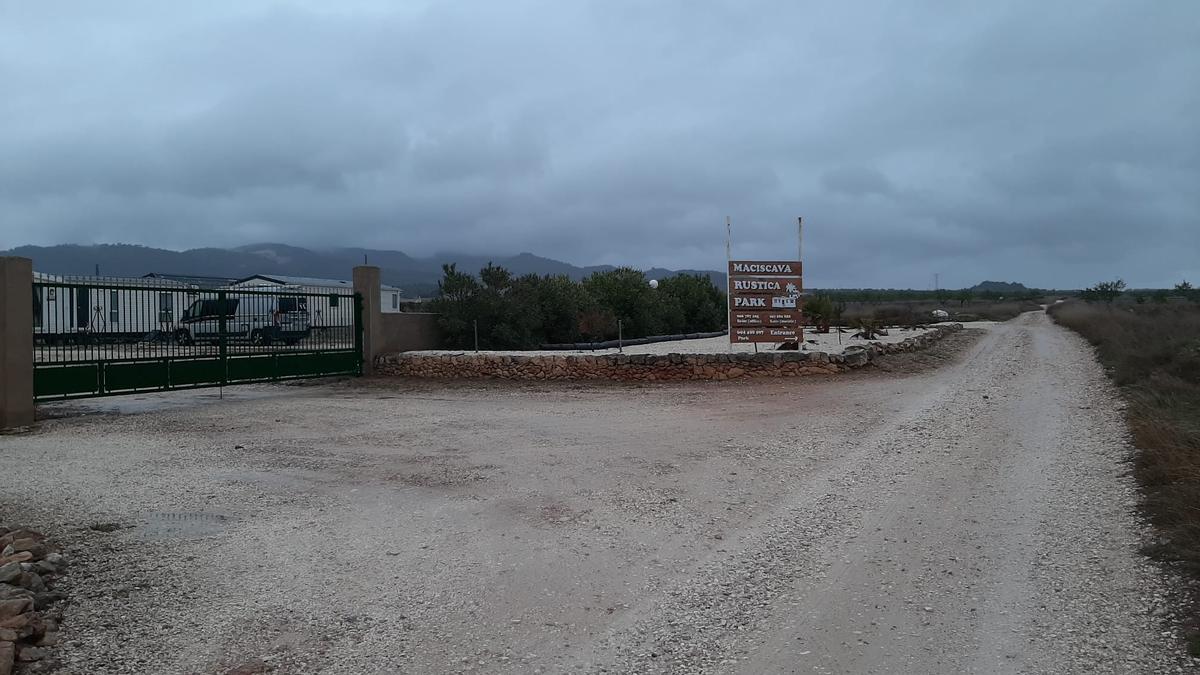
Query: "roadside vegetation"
429 263 725 349
843 299 1042 324
807 286 1046 328
429 264 1049 349
1048 284 1200 651
804 295 1043 330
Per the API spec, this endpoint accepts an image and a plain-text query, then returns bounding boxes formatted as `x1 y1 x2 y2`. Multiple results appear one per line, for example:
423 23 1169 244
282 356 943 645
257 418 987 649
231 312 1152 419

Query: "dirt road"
2 312 1190 673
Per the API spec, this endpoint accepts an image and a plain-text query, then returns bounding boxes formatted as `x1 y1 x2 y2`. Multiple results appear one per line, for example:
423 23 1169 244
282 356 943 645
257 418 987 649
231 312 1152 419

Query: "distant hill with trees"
0 243 724 298
970 280 1029 294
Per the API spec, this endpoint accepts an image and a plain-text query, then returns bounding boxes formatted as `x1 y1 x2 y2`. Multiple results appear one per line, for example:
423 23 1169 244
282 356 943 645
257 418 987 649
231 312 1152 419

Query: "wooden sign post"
727 260 803 344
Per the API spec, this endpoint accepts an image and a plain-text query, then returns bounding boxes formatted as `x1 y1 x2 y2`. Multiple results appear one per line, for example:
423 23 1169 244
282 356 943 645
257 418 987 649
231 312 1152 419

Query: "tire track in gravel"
581 312 1189 674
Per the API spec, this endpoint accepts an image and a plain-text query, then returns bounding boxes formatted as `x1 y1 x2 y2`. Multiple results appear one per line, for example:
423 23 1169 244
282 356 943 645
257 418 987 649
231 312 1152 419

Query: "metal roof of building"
234 274 352 287
35 272 196 288
142 273 237 289
234 274 403 292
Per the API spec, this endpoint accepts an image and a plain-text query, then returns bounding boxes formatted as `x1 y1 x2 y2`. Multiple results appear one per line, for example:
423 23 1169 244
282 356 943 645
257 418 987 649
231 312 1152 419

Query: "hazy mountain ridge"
2 243 725 296
2 243 1033 294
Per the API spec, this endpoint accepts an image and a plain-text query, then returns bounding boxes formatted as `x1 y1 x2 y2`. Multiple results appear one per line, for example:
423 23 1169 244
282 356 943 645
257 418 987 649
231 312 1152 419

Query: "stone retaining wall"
0 526 65 672
375 324 963 382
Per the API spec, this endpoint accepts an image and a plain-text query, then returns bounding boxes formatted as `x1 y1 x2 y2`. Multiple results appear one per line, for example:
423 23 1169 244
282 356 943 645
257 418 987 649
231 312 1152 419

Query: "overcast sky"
2 1 1197 288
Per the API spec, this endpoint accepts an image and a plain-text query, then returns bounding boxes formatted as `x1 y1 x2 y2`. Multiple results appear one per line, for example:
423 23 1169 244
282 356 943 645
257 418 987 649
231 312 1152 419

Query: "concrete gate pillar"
352 266 382 375
0 257 34 429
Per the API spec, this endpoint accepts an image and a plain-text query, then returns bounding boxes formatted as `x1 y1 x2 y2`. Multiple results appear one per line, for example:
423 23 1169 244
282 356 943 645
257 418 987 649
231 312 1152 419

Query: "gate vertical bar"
217 289 228 386
353 292 365 376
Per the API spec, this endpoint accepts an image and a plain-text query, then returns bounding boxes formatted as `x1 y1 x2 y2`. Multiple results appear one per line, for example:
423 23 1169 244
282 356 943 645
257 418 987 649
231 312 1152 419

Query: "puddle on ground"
134 511 233 540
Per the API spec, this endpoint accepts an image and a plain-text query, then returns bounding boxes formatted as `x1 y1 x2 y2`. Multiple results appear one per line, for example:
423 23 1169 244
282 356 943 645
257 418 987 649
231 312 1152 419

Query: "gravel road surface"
1 311 1192 673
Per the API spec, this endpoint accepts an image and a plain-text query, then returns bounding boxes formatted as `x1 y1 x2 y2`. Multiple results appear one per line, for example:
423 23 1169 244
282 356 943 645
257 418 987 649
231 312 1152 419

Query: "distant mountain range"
1 243 725 297
1 243 1035 296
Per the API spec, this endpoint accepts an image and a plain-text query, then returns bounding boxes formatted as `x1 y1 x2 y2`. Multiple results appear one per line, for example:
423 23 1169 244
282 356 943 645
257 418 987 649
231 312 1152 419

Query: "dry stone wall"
0 526 65 674
376 324 963 382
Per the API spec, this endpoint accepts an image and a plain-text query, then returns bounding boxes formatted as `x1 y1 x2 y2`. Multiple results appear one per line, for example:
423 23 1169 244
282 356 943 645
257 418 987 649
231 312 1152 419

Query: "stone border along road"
0 311 1194 673
376 325 965 381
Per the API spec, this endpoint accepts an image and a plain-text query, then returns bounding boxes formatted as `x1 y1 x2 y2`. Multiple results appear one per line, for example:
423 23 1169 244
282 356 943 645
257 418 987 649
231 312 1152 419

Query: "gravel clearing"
0 312 1193 673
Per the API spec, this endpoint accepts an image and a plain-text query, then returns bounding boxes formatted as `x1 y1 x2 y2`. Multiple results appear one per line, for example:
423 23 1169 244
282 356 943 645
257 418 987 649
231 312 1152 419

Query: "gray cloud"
821 168 895 198
1 0 1197 288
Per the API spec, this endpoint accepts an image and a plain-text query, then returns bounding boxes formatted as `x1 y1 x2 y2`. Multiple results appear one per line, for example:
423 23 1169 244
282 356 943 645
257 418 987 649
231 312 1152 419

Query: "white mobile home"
226 275 404 328
32 273 201 344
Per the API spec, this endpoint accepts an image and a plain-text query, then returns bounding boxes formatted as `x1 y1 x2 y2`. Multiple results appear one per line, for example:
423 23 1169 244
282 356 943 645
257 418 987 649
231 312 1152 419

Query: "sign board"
728 260 803 343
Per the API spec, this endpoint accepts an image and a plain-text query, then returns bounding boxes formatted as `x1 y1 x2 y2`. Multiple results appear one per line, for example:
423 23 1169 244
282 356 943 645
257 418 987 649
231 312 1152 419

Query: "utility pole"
798 216 803 263
726 216 732 263
726 217 732 352
798 216 804 347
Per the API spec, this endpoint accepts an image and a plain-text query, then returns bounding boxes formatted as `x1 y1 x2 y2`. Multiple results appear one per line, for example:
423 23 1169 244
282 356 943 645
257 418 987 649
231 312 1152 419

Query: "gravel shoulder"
0 313 1192 673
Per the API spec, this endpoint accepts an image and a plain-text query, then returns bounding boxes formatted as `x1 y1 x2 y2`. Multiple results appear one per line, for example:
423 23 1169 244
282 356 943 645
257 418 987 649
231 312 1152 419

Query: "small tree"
479 262 512 293
582 268 657 337
955 289 974 307
1082 279 1126 304
852 317 881 340
532 274 593 344
804 294 835 333
655 274 725 334
429 263 483 348
831 297 847 327
578 308 617 341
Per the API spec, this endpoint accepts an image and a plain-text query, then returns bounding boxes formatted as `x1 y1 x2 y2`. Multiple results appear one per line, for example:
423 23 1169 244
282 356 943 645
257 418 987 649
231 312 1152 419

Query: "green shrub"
429 263 726 349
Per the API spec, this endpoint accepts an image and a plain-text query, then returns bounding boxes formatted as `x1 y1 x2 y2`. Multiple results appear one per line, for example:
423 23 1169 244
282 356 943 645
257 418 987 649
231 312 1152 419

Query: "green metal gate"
32 276 363 401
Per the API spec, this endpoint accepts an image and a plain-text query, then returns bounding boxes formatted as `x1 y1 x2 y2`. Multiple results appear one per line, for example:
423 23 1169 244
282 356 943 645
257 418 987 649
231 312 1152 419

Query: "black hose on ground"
538 330 728 351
